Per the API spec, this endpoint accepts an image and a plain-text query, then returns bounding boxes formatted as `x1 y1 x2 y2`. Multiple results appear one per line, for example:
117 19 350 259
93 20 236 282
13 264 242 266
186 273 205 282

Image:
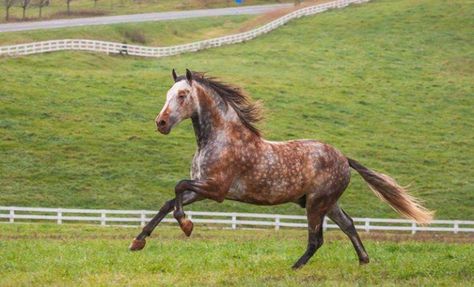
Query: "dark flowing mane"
180 72 263 136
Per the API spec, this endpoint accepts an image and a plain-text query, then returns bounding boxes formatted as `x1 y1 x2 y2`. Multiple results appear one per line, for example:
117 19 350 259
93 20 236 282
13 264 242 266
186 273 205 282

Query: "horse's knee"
175 179 189 193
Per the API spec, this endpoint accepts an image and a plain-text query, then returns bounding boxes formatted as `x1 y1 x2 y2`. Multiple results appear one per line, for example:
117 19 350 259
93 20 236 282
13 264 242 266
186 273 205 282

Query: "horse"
129 69 434 269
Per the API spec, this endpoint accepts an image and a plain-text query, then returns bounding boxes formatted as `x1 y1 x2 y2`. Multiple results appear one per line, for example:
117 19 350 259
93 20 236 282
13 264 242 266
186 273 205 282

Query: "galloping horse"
129 69 433 269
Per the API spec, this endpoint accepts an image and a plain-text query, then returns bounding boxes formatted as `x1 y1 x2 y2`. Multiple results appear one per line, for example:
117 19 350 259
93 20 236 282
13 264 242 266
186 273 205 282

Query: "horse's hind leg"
292 196 327 269
327 204 369 264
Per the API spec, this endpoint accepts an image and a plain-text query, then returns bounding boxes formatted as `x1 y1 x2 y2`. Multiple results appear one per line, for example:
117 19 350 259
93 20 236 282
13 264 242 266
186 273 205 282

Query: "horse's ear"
172 69 178 82
186 69 193 85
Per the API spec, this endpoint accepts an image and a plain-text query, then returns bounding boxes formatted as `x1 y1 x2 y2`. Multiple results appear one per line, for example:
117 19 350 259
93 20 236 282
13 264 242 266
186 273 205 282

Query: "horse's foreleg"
129 191 202 251
174 179 225 236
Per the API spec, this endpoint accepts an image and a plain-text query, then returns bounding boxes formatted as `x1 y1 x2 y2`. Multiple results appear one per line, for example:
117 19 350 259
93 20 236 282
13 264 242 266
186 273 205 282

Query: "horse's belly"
226 174 308 205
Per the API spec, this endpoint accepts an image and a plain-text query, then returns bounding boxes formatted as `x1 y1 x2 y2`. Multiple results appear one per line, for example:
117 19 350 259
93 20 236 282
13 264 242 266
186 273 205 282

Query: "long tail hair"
348 158 434 224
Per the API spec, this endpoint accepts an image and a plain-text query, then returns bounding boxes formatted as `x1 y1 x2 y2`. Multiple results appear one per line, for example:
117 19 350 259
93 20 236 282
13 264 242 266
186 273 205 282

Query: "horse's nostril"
158 120 166 127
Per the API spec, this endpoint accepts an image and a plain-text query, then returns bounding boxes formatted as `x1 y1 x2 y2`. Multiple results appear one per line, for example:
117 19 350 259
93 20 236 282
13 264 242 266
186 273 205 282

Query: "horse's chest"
190 148 222 179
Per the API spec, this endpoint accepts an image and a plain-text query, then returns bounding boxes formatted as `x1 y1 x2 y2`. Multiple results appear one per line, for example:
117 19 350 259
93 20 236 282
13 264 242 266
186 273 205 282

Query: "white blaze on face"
159 80 191 118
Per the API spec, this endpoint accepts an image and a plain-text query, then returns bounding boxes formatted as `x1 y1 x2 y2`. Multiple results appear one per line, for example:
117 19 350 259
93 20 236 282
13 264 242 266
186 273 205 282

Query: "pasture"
1 0 472 219
0 0 473 286
0 15 256 46
0 223 473 286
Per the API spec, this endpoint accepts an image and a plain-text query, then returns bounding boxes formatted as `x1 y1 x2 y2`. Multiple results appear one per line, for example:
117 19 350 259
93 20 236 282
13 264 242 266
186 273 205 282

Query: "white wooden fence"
1 206 473 234
0 0 370 58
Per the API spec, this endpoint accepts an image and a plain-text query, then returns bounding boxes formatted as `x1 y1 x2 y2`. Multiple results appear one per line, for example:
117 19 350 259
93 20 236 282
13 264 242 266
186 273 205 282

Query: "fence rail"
0 0 370 58
1 206 473 234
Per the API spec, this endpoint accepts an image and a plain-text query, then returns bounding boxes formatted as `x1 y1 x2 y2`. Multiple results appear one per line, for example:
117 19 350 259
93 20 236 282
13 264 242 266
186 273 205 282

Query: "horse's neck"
192 85 258 150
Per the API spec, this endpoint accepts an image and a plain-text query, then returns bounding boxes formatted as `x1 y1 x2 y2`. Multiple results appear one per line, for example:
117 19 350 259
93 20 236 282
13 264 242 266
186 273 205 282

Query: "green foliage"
0 223 472 286
0 0 473 219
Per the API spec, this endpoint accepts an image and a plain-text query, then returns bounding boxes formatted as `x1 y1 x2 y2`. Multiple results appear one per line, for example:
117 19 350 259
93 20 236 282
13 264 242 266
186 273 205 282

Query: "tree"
4 0 16 21
20 0 32 20
37 0 49 18
66 0 72 15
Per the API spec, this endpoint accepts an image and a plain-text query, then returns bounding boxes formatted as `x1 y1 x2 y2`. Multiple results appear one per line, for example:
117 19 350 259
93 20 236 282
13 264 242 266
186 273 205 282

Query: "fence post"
454 221 459 234
140 211 146 227
57 208 62 224
365 218 370 232
411 222 417 234
323 217 327 231
101 211 106 226
9 207 14 223
275 216 280 230
231 213 237 230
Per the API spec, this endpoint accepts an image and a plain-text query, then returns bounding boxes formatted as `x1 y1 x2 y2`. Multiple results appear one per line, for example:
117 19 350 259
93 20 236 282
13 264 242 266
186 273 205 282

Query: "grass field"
0 0 473 220
0 15 255 45
0 223 473 286
0 0 291 23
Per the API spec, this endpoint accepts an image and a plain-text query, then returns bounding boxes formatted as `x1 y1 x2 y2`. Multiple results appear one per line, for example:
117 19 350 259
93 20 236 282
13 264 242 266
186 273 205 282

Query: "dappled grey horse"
130 69 433 268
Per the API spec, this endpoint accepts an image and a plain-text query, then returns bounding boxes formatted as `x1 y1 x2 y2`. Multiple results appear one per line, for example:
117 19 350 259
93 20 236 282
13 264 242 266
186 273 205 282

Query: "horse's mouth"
157 126 171 135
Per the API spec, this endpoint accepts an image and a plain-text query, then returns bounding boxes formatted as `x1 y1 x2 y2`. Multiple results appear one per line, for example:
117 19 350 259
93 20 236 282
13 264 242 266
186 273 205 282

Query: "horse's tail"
347 158 434 224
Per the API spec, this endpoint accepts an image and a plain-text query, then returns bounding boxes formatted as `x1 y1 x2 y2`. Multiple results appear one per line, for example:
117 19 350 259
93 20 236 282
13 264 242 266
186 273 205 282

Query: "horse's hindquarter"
227 140 351 205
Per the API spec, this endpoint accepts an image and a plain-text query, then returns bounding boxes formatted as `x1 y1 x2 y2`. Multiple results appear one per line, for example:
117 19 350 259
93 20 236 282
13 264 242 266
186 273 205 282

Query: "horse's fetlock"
359 256 370 265
141 228 152 237
316 238 324 248
173 210 185 220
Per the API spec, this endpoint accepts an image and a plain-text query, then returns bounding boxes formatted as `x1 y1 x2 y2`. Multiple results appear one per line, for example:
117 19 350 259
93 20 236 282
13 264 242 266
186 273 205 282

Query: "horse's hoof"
129 238 146 251
180 219 194 237
291 263 304 270
359 257 370 265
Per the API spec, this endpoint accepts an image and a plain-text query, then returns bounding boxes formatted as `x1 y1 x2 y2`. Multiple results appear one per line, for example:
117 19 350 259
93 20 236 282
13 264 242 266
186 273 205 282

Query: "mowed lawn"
0 0 473 219
0 223 472 286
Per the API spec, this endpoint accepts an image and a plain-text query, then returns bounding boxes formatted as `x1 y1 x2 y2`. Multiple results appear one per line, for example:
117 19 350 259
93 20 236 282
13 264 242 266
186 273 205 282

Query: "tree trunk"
23 7 27 20
39 5 43 18
67 1 71 15
6 6 10 21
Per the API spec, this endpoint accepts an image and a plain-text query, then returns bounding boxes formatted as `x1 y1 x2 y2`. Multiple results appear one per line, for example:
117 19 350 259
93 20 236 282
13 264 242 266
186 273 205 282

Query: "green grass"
0 0 473 220
0 223 472 286
0 0 290 23
0 15 255 45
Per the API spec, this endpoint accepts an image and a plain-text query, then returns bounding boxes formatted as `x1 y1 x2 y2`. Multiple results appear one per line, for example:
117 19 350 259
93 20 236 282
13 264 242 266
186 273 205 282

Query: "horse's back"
226 139 350 205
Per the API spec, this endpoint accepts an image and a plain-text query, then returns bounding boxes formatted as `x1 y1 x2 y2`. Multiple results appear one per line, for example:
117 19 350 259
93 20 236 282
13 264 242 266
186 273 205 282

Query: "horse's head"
156 69 197 135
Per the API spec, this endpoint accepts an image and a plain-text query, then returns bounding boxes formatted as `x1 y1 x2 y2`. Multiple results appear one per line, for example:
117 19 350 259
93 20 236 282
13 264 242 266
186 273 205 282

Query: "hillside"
0 0 472 219
0 15 255 45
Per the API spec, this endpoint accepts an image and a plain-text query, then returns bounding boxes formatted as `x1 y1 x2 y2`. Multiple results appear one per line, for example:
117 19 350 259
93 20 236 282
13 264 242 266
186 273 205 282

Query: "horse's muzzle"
155 116 172 134
156 121 171 135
